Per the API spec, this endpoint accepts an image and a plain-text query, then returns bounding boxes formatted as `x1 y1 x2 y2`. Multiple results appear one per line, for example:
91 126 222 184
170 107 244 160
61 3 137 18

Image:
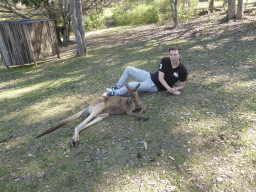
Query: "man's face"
169 50 180 64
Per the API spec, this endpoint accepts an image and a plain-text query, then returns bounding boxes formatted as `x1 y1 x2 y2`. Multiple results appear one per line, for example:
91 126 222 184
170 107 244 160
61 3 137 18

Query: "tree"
0 0 40 19
55 0 71 44
70 0 86 56
236 0 244 19
223 0 228 8
226 0 236 21
170 0 178 27
76 0 86 54
209 0 214 13
0 0 112 45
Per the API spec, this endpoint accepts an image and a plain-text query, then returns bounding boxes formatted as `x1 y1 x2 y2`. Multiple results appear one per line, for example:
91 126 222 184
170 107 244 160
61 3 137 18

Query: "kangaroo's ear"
125 83 132 91
134 83 140 91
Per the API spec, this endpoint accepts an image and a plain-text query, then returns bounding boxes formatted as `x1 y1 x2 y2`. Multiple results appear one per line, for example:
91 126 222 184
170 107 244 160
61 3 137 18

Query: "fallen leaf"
144 141 147 150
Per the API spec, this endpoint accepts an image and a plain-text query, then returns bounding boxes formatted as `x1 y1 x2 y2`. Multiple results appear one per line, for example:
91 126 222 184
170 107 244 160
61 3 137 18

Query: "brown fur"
36 83 147 146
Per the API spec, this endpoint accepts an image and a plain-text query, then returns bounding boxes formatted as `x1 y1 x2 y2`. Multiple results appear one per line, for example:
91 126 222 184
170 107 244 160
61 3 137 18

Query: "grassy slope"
0 13 256 191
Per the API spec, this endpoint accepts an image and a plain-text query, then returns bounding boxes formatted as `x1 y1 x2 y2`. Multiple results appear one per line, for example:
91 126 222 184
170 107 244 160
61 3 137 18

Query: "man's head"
169 45 181 65
169 45 181 55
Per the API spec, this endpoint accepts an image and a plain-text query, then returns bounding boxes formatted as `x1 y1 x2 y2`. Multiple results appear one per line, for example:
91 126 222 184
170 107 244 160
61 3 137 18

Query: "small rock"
166 185 177 191
216 177 223 182
144 141 147 150
15 179 21 182
148 182 157 186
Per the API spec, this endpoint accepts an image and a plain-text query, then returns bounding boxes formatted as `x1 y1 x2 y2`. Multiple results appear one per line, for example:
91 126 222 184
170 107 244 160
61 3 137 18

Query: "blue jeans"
114 66 158 96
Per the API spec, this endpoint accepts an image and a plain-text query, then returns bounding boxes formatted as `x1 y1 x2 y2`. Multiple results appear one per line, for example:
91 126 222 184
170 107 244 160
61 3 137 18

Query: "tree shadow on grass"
0 15 255 191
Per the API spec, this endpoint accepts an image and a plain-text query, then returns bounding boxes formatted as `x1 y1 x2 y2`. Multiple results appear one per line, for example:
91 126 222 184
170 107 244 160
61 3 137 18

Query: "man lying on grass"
105 45 188 96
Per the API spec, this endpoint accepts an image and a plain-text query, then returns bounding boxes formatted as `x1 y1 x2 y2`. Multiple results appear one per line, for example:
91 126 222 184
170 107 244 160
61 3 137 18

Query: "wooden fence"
0 19 60 67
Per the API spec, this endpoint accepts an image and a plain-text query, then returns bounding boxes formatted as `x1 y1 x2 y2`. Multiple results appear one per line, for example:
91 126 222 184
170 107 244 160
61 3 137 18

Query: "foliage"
111 0 200 26
11 0 49 8
178 6 198 23
84 13 106 31
112 3 159 26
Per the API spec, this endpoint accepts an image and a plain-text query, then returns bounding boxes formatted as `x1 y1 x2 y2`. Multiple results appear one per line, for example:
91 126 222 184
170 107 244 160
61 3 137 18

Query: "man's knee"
125 66 133 72
127 82 134 88
127 82 140 90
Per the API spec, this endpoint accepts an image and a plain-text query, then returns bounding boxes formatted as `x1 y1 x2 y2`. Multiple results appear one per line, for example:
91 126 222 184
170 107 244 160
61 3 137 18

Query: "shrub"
84 14 105 31
112 3 159 26
178 0 198 22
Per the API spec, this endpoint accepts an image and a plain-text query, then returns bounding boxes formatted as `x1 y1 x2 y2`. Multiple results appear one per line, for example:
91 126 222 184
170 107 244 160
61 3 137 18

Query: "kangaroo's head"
126 83 140 104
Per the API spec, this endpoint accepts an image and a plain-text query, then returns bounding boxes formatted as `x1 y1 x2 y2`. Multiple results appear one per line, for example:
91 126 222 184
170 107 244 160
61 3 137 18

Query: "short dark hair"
169 45 181 55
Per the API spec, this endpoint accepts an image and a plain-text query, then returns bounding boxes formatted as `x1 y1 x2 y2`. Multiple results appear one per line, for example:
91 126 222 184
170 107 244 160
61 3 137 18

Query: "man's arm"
176 81 186 91
159 71 186 95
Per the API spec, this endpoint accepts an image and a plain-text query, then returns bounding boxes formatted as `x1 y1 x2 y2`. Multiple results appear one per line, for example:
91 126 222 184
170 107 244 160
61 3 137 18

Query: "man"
105 45 187 96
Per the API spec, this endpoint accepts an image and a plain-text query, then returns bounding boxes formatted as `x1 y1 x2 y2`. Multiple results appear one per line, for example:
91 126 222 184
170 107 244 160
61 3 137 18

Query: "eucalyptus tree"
236 0 244 19
170 0 178 27
223 0 244 21
70 0 86 56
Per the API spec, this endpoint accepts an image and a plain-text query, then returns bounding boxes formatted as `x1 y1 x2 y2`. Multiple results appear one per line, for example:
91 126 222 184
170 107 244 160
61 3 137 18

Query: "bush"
112 3 159 26
178 0 198 22
178 7 198 22
82 0 199 29
84 14 105 31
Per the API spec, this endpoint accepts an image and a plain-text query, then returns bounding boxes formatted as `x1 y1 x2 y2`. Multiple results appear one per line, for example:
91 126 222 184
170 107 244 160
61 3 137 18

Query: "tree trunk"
209 0 215 13
62 20 70 44
236 0 244 19
226 0 236 21
69 0 85 56
59 0 71 44
170 0 178 27
223 0 228 6
75 0 87 55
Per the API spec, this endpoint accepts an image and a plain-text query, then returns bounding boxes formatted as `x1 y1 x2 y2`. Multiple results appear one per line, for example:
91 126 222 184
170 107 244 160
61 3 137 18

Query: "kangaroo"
36 83 148 146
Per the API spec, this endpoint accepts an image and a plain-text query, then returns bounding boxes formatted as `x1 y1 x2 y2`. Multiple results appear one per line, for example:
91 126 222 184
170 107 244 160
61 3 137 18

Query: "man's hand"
167 88 181 95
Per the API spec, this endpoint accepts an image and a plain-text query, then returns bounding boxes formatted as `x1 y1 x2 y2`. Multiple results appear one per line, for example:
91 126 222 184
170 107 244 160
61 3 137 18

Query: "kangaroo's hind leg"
71 113 109 147
72 102 106 145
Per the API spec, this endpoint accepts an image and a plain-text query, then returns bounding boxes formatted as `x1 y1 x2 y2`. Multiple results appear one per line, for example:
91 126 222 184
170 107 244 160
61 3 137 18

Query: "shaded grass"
0 15 256 191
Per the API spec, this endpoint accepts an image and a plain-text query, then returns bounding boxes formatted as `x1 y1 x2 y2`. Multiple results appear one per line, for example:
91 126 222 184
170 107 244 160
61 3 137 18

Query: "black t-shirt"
150 57 188 91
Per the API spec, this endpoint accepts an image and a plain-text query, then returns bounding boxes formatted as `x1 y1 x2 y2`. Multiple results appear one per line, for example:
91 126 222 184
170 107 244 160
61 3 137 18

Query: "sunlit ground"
0 11 256 192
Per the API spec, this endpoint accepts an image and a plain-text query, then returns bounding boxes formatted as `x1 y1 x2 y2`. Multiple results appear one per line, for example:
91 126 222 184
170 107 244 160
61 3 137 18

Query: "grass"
0 13 256 191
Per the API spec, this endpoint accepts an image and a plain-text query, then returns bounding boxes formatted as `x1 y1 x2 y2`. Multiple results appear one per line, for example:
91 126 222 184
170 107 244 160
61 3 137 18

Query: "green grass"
0 13 256 191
